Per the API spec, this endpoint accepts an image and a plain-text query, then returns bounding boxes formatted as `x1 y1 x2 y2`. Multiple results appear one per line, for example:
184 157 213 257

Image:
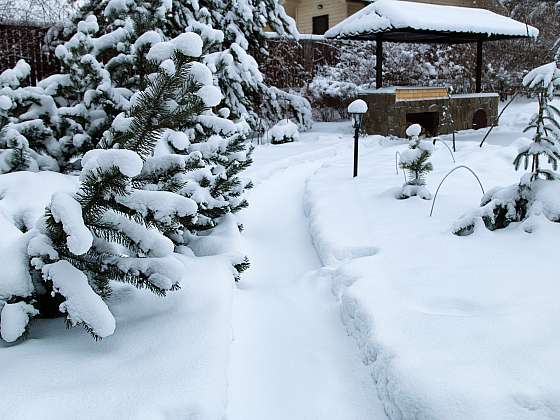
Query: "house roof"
324 0 539 43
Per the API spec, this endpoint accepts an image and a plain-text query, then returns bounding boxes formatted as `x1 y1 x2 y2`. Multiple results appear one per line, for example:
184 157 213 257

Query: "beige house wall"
295 0 349 34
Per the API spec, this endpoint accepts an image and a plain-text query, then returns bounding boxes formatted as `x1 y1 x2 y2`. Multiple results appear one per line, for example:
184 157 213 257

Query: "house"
284 0 506 34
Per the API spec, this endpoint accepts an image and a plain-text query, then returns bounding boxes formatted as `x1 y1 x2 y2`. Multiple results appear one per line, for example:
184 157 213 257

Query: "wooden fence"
0 24 57 85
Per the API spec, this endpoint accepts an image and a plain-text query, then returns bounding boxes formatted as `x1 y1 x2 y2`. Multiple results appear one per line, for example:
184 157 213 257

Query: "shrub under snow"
397 124 434 200
270 120 300 145
454 62 560 235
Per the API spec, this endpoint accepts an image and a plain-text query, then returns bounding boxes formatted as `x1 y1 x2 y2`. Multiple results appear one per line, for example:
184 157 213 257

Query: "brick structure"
360 87 499 138
0 24 57 85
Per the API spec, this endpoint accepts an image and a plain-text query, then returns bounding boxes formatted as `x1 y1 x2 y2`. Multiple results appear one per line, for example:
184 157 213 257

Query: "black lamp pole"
353 122 359 178
348 99 367 179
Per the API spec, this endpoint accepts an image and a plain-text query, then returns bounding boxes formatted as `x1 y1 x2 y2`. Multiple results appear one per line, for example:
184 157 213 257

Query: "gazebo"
324 0 539 137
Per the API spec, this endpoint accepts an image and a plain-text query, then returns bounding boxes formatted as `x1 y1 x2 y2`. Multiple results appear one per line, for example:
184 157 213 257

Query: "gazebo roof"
324 0 539 43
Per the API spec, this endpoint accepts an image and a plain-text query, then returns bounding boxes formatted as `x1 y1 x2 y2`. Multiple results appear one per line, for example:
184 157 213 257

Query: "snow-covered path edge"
303 161 408 420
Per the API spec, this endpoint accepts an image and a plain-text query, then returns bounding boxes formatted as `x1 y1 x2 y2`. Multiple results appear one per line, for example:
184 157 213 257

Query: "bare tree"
0 0 77 26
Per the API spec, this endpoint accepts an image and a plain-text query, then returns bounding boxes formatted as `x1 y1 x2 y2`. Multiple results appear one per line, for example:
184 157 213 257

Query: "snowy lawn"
304 99 560 419
1 100 558 420
0 174 236 420
1 255 234 420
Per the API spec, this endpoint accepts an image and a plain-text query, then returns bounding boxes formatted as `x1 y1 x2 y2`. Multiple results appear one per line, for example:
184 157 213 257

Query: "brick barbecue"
360 86 499 137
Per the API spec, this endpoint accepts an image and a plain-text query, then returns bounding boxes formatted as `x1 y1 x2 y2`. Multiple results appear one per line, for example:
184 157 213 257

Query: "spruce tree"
0 61 60 173
483 62 560 232
397 124 434 200
20 38 210 341
58 0 311 130
41 15 127 170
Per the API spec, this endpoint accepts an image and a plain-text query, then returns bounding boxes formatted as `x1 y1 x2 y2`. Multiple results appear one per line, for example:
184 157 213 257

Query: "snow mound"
81 149 143 179
0 302 38 343
406 123 422 137
347 99 368 114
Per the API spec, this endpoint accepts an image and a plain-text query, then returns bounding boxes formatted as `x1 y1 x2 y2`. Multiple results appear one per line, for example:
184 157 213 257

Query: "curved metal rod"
432 137 456 163
395 151 407 183
429 165 485 217
479 91 520 148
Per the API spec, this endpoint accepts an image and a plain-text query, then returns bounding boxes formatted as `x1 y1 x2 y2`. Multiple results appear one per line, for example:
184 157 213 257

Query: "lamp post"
348 99 368 178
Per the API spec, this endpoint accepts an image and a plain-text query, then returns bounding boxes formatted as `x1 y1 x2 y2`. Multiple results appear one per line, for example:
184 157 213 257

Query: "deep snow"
303 99 560 420
2 100 558 420
227 156 387 419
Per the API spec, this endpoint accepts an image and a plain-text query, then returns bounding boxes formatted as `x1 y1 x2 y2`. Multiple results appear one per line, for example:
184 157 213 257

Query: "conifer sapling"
397 124 434 200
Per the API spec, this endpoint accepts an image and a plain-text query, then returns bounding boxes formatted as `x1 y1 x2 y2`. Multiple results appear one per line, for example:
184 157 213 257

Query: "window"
312 14 329 35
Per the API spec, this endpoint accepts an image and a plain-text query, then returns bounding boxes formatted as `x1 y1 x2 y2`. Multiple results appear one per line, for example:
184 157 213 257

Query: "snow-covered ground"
302 99 560 420
227 146 386 420
2 100 559 420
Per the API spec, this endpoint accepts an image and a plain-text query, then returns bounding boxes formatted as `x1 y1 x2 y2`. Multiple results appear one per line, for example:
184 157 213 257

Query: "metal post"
376 35 383 89
476 40 483 93
353 127 359 177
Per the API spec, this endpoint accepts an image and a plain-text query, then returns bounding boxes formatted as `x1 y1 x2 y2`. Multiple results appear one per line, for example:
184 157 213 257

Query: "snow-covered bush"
1 40 212 343
397 124 434 200
453 62 560 236
0 60 60 174
270 120 299 145
39 14 129 169
57 0 311 131
0 14 254 341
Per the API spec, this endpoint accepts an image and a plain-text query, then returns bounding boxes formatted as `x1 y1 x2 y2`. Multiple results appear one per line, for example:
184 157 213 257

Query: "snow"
1 254 235 419
147 32 203 62
406 123 422 137
325 0 539 40
104 0 132 16
0 302 38 343
269 119 300 144
228 149 387 420
197 85 223 107
172 32 203 58
77 15 99 34
348 99 368 114
134 30 162 50
50 193 93 256
0 171 78 306
116 190 198 223
190 62 214 86
301 99 560 419
3 98 560 418
101 212 174 258
0 95 12 110
80 149 143 179
0 60 31 88
42 261 116 338
523 62 560 95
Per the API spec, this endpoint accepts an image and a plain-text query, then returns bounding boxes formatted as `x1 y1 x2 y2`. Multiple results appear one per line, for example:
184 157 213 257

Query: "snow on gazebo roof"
324 0 539 42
